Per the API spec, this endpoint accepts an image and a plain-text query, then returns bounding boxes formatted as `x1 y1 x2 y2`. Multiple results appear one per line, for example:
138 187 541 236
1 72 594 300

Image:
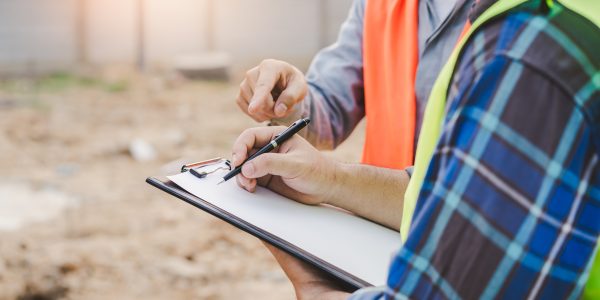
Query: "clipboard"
147 158 400 290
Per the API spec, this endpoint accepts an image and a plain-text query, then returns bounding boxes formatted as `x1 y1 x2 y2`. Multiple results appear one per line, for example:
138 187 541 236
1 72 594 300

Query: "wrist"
322 161 347 207
294 279 351 300
295 285 350 300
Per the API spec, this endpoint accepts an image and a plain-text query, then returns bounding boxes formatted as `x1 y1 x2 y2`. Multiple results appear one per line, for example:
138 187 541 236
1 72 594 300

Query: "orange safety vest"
362 0 419 169
362 0 470 170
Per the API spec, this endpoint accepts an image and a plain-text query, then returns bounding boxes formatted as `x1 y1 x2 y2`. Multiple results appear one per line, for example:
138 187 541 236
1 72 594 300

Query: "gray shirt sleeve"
271 0 366 150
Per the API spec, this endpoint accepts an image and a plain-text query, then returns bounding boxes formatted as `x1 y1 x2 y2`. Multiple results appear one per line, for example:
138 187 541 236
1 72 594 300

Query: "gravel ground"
0 69 364 300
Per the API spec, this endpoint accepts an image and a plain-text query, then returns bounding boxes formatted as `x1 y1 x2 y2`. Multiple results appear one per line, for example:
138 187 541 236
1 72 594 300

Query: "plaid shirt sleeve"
350 5 600 300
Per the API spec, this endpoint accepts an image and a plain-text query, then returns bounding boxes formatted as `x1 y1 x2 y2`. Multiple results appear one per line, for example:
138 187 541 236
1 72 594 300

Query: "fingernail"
275 103 287 116
242 162 255 177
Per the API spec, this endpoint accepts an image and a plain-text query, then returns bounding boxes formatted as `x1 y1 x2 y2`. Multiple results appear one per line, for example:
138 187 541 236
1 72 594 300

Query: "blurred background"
0 0 367 299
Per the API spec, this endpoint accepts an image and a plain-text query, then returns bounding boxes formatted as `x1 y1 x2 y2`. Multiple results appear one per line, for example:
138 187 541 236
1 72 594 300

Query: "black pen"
218 118 311 185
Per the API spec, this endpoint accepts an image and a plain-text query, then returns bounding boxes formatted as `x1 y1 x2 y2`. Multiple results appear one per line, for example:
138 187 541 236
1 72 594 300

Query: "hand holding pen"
220 118 311 184
230 120 337 206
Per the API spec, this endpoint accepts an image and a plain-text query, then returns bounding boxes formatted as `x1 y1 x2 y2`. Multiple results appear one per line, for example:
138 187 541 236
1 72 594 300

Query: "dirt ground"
0 69 364 300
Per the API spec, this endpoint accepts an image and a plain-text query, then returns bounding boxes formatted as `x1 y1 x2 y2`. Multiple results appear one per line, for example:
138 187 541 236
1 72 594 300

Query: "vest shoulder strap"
561 0 600 28
401 0 529 241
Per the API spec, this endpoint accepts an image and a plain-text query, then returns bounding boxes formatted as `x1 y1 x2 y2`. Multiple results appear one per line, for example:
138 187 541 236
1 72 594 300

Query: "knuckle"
247 103 258 113
238 129 253 142
292 65 303 75
241 128 255 138
255 81 268 89
236 97 244 107
261 59 274 66
232 137 245 150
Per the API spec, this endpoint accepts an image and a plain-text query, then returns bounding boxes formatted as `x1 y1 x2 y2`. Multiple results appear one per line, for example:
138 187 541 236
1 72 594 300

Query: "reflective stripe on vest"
362 0 418 169
399 0 600 297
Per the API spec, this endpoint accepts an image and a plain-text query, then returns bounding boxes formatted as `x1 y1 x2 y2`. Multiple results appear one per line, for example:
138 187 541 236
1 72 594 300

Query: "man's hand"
236 59 308 122
231 126 337 205
264 243 351 300
231 126 408 230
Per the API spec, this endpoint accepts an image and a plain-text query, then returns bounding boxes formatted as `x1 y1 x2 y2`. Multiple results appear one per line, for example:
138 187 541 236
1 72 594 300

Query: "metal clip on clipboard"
180 157 232 179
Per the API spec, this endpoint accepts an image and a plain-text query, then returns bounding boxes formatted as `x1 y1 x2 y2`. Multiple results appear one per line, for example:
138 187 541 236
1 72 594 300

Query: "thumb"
273 89 301 117
241 153 300 179
273 76 306 117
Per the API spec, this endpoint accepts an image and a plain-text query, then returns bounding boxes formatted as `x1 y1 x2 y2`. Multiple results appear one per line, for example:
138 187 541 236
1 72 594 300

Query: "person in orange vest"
231 0 600 298
236 0 472 171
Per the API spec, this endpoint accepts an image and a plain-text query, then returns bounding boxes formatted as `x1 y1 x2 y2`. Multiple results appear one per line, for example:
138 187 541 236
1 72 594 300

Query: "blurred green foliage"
0 72 129 94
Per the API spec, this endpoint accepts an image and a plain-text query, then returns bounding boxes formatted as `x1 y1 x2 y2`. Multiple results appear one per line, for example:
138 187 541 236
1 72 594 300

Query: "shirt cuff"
348 285 393 299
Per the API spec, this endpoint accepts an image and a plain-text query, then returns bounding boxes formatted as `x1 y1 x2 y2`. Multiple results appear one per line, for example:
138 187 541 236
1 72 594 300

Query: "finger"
232 146 260 169
236 90 250 115
244 66 260 88
237 95 270 122
248 66 279 115
235 174 247 189
231 152 243 168
248 178 257 192
239 79 253 101
231 127 286 162
236 173 256 192
273 76 306 117
263 242 293 265
241 152 301 179
243 177 256 192
255 173 272 187
262 241 333 286
237 78 273 122
248 92 274 117
239 67 260 116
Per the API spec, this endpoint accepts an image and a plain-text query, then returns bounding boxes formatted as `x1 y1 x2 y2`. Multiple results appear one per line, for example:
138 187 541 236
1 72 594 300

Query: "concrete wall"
0 0 354 75
0 0 78 74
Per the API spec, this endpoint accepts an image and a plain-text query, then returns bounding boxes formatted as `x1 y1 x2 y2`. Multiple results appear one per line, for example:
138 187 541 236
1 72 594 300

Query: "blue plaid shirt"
351 1 600 299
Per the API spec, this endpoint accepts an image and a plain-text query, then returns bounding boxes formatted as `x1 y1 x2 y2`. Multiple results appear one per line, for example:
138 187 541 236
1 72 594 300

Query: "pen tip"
217 179 224 185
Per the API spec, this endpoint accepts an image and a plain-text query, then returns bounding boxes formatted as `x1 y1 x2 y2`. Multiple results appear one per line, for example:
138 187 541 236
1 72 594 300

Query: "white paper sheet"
168 169 401 286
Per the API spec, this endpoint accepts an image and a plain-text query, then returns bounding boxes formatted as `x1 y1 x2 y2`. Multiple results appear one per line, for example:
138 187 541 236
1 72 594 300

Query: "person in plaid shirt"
231 0 600 298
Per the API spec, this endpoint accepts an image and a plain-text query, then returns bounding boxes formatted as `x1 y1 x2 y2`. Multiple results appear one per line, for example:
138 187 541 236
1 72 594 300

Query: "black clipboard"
147 171 368 291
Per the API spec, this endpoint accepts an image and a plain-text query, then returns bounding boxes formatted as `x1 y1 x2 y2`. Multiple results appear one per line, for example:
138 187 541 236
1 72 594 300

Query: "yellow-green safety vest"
399 0 600 298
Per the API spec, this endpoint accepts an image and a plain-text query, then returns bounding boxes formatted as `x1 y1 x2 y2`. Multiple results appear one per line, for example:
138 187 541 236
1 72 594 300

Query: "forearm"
326 163 408 230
